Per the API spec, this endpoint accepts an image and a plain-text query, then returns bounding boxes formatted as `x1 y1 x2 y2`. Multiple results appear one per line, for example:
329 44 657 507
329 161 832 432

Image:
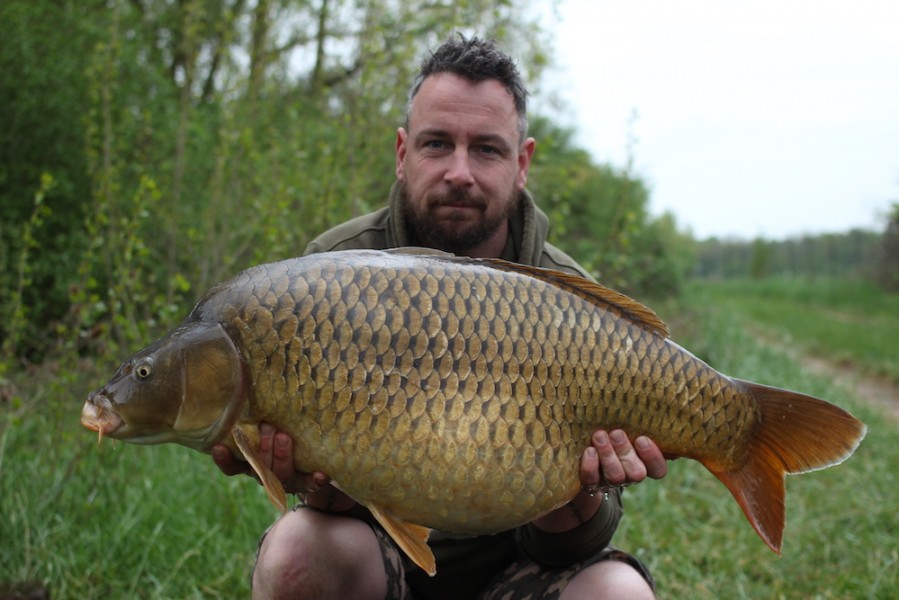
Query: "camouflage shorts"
256 504 653 599
371 524 655 600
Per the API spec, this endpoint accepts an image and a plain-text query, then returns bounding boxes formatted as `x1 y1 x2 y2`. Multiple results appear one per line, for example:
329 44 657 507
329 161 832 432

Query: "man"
214 35 668 599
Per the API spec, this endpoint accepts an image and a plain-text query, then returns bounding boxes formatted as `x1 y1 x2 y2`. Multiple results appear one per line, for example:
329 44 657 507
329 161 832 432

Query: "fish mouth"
81 391 124 444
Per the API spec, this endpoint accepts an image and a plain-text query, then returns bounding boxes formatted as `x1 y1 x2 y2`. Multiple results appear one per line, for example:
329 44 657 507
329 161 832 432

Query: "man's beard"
400 185 519 255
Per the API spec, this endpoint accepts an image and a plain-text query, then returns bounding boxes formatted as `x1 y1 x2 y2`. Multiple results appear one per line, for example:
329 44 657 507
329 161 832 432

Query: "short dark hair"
406 34 529 142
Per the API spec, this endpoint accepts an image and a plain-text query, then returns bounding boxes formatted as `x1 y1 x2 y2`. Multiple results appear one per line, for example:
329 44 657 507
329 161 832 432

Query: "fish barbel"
81 249 866 575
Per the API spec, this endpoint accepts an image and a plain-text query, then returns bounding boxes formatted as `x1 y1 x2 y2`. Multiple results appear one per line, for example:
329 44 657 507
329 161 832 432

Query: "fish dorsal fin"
367 504 435 576
379 249 669 337
382 246 455 258
232 425 288 514
480 258 670 338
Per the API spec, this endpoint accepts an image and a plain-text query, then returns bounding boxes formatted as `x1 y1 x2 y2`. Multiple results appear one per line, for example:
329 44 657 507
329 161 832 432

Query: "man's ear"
396 127 408 181
517 137 536 189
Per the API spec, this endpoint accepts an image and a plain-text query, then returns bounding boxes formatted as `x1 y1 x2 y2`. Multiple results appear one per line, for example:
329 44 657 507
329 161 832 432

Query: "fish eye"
135 359 153 380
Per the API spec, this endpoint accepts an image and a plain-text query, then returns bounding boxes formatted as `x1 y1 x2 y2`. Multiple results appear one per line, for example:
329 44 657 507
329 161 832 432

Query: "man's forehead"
409 73 518 134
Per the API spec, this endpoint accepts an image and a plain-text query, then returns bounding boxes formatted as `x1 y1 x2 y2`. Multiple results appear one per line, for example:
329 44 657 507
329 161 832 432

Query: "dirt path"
795 352 899 424
744 323 899 423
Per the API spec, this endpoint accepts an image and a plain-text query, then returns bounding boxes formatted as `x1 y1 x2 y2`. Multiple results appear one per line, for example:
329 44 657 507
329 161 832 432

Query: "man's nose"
443 148 475 186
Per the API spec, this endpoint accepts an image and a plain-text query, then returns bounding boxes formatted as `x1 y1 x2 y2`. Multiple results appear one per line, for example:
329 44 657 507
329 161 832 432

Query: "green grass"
2 277 897 598
0 359 278 598
688 277 899 384
615 279 899 598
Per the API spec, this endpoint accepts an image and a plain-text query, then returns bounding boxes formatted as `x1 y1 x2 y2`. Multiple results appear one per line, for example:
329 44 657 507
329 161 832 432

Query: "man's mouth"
429 188 485 210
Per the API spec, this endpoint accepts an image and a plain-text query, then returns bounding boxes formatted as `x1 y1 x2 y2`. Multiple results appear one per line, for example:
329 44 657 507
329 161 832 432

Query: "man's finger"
635 435 668 480
271 431 295 482
592 430 626 485
609 429 648 483
579 446 600 488
257 423 275 466
212 444 250 477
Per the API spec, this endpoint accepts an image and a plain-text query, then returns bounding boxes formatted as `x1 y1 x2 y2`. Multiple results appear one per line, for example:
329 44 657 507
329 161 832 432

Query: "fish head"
81 322 247 450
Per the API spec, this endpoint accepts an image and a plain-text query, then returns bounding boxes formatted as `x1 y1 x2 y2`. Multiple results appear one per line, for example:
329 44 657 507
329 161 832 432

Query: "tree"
749 238 770 279
882 203 899 291
0 0 559 360
528 116 694 296
0 1 102 361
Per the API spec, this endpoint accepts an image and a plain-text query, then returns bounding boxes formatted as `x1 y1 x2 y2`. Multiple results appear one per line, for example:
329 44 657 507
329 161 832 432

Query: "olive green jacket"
305 182 594 281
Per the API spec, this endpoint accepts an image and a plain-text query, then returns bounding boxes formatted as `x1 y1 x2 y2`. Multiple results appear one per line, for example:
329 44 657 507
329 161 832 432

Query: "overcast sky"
536 0 899 240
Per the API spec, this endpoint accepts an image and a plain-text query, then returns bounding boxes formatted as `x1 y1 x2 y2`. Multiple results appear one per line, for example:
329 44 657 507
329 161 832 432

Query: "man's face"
396 73 535 256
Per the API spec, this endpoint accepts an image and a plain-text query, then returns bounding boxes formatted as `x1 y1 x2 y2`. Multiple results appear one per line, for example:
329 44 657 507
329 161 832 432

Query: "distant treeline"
694 217 899 287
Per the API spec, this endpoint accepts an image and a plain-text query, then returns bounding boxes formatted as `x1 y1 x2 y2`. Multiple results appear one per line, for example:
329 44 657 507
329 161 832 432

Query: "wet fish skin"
81 249 866 575
196 251 753 530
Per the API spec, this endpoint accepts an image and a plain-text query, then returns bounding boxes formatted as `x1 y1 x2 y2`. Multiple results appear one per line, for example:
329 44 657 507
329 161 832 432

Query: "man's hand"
211 424 357 512
532 429 668 533
584 429 668 490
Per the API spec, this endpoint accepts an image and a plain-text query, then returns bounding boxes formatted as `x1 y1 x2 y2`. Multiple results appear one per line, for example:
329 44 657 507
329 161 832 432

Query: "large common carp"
81 249 866 575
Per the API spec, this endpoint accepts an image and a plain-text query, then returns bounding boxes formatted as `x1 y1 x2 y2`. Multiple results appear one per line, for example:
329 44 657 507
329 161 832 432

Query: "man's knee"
561 559 655 600
253 509 387 600
253 512 308 592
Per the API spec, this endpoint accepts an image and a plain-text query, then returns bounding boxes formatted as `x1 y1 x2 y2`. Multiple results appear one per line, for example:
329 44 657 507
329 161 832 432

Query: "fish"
81 248 866 575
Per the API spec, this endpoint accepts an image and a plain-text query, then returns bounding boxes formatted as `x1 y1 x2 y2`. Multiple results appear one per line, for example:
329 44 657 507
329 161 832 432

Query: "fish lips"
81 390 124 439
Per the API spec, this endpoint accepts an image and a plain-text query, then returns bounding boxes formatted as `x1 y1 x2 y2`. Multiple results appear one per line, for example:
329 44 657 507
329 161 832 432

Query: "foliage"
0 1 100 361
1 0 694 368
0 0 556 360
528 116 695 297
0 174 54 376
882 202 899 291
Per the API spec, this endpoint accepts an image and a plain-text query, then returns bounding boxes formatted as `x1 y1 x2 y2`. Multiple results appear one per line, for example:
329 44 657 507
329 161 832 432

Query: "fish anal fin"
368 504 435 576
705 380 866 554
232 425 288 514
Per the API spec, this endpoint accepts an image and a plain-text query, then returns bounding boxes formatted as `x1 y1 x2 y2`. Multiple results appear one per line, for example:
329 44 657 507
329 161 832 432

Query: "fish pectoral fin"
232 426 288 514
368 504 435 577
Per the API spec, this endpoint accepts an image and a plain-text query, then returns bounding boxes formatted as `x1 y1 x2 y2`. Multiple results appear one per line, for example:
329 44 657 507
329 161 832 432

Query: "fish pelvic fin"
232 425 288 514
368 504 435 576
709 380 866 554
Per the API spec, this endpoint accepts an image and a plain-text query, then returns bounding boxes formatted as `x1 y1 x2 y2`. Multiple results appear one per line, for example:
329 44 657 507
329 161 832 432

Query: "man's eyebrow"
414 128 450 143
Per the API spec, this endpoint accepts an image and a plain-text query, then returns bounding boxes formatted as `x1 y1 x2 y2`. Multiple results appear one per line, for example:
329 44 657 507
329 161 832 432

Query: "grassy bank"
613 279 898 598
1 277 896 598
0 359 276 598
688 277 899 384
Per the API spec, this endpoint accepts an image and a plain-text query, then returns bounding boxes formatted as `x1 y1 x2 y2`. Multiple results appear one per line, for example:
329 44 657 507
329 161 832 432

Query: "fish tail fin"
706 380 866 553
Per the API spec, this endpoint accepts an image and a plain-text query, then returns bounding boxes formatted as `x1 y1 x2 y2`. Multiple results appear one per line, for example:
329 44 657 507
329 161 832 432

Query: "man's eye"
475 145 503 157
